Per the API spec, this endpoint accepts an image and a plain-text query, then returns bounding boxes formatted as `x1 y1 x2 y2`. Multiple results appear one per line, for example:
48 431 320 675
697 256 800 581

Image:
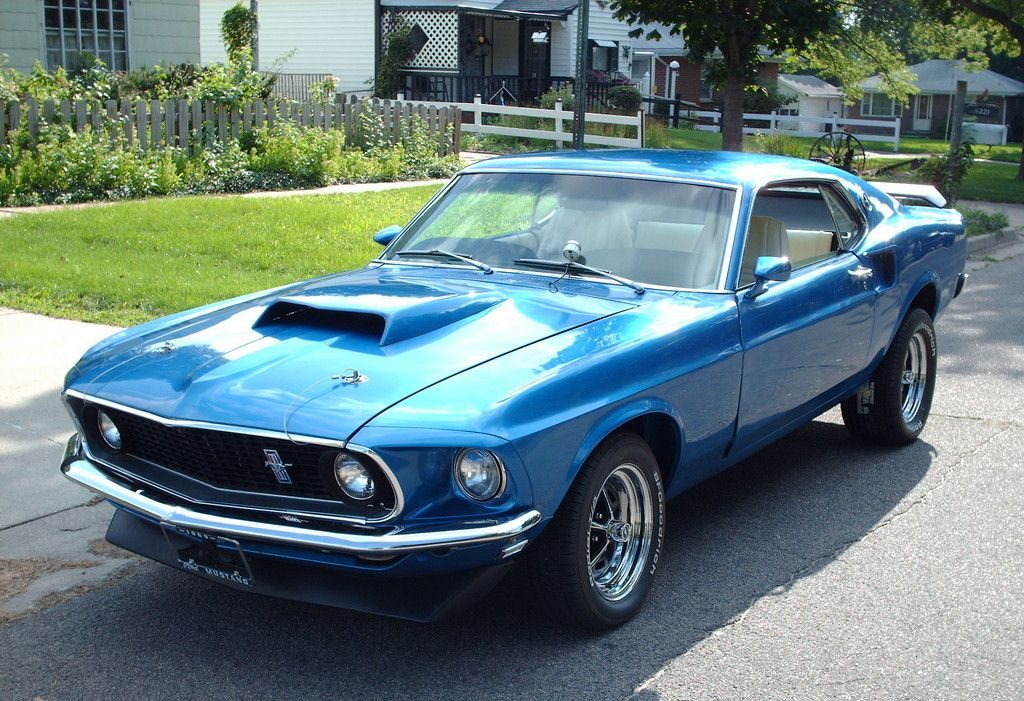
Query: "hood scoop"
254 290 508 346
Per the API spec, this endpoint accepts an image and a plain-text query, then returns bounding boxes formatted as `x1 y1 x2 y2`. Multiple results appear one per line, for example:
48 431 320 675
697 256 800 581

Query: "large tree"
611 0 842 150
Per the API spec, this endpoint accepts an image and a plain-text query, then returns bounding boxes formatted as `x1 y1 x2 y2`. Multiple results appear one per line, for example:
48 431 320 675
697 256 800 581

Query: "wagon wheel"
808 132 867 174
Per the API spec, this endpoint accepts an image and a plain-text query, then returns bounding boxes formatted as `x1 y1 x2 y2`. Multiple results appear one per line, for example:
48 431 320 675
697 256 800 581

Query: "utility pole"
571 0 590 149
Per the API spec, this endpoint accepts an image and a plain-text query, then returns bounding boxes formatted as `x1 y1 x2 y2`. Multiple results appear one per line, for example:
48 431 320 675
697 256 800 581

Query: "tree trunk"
720 69 746 152
1018 140 1024 181
250 0 259 71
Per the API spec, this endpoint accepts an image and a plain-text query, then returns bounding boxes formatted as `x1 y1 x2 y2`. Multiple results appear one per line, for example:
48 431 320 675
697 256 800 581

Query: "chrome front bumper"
61 434 541 556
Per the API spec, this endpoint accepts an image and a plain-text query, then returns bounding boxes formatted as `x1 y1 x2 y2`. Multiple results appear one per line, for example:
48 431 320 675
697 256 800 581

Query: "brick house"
850 59 1024 142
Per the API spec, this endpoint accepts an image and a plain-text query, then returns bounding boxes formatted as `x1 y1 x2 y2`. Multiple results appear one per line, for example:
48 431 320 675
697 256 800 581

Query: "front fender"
565 397 685 494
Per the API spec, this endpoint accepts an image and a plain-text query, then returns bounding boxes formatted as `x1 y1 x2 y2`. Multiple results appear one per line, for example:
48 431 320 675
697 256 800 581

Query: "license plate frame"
160 524 255 587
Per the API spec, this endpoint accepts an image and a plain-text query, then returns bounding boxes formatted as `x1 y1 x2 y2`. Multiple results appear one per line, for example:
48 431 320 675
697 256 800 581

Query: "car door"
733 180 878 451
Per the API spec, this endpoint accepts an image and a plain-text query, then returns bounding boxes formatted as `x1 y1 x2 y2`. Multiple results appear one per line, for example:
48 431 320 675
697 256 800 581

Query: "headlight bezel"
332 452 377 501
454 448 506 502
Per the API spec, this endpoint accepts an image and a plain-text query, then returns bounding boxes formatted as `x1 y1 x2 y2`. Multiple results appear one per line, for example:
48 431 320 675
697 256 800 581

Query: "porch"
381 1 583 105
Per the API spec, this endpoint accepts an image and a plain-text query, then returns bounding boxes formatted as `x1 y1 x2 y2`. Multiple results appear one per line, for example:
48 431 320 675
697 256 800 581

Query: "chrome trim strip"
65 389 347 446
63 390 405 524
62 449 541 555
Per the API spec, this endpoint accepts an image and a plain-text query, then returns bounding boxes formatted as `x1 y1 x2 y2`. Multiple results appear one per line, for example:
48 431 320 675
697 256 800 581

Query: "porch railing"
399 73 573 106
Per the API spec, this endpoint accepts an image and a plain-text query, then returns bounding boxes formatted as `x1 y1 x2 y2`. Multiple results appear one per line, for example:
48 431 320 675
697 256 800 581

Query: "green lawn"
864 136 1022 164
862 157 1024 205
959 161 1024 203
0 187 441 326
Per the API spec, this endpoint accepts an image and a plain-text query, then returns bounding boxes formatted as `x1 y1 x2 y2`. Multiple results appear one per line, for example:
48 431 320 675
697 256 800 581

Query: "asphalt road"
2 249 1022 701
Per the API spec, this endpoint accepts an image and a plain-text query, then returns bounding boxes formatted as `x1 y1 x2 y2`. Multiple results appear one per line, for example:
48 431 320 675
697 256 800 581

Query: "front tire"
842 308 937 445
524 432 665 630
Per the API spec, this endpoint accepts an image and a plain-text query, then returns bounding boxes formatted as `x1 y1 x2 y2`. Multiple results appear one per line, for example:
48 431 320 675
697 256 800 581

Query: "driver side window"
741 181 856 286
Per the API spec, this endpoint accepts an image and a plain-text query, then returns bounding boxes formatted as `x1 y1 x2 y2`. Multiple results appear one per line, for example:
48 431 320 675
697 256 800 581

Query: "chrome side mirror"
373 225 402 246
745 256 791 299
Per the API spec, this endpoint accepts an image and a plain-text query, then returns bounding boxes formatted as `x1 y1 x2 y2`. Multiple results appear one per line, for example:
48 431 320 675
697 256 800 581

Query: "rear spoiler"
873 182 947 208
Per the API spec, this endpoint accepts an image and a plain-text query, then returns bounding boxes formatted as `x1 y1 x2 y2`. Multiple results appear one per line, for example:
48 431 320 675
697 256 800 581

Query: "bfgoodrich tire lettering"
523 432 665 630
842 308 937 445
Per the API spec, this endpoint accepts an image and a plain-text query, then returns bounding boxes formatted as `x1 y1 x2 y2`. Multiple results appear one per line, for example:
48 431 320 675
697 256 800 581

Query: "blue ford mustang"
60 150 967 628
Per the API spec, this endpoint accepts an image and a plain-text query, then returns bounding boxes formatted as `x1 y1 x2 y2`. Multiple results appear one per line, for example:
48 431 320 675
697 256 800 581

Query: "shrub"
753 131 806 158
743 81 796 113
606 85 642 114
539 85 575 111
13 58 111 102
961 207 1009 237
221 2 257 59
185 48 267 106
375 25 416 98
919 141 974 204
249 121 348 186
308 75 339 106
644 119 671 148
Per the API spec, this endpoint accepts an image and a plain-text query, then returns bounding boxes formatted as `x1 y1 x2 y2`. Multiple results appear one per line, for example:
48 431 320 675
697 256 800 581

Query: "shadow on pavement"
0 417 933 701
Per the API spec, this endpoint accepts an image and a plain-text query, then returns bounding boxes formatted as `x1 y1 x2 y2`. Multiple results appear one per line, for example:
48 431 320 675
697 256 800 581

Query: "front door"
520 20 551 79
914 95 932 132
732 181 879 452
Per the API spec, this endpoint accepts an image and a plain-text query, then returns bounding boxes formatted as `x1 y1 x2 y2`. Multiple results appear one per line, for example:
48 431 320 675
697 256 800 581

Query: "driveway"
1 247 1023 700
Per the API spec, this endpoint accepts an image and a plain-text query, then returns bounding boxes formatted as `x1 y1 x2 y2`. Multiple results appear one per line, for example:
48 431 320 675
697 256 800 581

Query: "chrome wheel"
901 330 929 423
588 463 654 602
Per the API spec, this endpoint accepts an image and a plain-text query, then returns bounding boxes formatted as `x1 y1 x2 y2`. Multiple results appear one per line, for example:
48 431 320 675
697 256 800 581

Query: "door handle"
849 266 873 280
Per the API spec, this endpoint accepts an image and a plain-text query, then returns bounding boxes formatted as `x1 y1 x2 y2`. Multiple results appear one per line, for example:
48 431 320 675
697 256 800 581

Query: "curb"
968 229 1020 255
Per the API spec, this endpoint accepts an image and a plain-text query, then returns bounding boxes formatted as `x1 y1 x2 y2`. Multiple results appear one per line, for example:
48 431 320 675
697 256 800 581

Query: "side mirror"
745 256 791 299
373 225 402 246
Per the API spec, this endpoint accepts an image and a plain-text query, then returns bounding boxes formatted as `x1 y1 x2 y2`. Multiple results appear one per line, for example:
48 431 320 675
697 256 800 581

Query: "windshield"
382 172 737 289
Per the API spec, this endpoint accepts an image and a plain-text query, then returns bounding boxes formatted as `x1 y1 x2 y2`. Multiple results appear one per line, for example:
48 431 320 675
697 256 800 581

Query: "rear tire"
524 432 665 630
842 308 937 445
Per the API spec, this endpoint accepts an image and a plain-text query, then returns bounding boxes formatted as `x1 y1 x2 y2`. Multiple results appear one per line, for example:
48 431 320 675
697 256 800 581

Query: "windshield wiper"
513 258 645 295
394 249 493 274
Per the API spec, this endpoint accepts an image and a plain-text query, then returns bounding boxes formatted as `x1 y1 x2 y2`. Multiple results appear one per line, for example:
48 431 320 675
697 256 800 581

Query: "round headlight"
333 453 376 501
455 448 504 501
96 410 122 450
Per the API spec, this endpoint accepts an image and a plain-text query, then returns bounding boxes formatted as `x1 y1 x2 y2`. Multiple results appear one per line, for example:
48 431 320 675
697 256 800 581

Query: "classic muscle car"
60 150 967 629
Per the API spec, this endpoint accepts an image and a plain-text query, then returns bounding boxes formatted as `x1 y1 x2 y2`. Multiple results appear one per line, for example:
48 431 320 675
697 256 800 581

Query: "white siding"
200 0 234 65
200 0 376 94
0 0 43 73
132 0 201 68
551 2 638 78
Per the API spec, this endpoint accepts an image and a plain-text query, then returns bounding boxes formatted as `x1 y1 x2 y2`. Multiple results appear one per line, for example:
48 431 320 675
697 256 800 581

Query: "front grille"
103 407 337 500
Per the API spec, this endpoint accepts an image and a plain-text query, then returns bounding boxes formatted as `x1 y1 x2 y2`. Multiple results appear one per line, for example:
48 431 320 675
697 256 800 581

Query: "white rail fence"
689 110 901 151
397 94 644 148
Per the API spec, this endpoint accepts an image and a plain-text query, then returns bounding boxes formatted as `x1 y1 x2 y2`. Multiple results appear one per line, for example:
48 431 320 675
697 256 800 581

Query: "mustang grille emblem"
263 449 293 485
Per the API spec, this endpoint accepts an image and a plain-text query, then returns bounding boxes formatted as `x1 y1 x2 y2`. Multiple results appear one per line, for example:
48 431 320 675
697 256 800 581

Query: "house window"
862 92 896 117
699 65 714 101
590 40 618 72
44 0 129 72
778 106 799 116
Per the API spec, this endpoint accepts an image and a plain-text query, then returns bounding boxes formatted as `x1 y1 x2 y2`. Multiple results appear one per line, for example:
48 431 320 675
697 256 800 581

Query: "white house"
200 0 640 101
777 74 845 133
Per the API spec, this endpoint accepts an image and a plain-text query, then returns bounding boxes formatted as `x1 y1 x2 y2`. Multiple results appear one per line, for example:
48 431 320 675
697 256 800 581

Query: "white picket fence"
689 110 901 151
397 94 644 148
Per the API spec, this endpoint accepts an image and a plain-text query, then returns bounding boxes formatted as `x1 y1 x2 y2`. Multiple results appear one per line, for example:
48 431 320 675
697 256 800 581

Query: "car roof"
459 149 862 190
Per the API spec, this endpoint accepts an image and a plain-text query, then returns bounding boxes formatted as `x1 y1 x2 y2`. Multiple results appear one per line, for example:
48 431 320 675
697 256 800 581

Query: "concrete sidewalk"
0 308 132 622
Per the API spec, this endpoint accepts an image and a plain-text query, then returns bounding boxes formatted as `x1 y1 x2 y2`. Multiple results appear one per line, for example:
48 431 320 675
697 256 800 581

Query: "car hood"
68 266 636 440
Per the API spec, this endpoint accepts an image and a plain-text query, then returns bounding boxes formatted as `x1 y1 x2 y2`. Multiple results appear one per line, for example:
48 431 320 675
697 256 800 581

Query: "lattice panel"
382 10 459 71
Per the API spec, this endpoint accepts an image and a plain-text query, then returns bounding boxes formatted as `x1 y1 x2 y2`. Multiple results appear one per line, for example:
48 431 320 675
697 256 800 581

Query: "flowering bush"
0 106 461 206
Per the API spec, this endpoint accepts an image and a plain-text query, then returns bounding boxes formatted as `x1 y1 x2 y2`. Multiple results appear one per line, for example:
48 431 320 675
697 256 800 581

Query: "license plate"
161 524 255 587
